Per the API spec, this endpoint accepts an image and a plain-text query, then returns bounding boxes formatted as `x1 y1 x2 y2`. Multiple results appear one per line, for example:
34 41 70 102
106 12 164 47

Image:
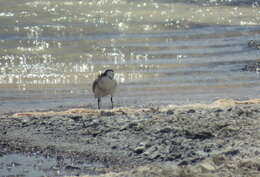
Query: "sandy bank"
1 98 260 177
13 98 260 118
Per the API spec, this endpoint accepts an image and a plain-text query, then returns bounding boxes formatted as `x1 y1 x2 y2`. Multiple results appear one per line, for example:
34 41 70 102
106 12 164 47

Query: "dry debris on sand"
1 99 260 177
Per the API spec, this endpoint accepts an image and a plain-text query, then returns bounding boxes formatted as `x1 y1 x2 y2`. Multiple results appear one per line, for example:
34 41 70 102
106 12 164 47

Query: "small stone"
134 146 145 154
149 150 160 160
65 165 81 170
179 160 188 166
158 127 173 133
214 108 223 113
143 146 156 156
187 109 196 113
224 149 240 156
203 146 212 153
125 122 143 131
69 115 82 122
128 122 138 128
226 107 232 112
100 111 115 116
134 142 150 154
120 124 128 131
111 145 117 149
199 162 216 172
186 131 214 140
173 154 182 160
166 110 174 115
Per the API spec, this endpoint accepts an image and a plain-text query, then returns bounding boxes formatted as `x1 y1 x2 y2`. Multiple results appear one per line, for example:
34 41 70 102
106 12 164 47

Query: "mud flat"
1 99 260 177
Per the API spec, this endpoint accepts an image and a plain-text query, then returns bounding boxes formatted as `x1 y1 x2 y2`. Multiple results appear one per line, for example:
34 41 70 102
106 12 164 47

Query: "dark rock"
214 108 224 113
65 165 81 170
100 111 115 116
178 160 189 166
134 142 150 154
158 127 173 133
134 146 145 154
166 110 174 115
123 122 143 131
195 131 214 140
185 131 214 140
119 124 128 131
40 122 47 126
187 109 196 113
191 157 205 164
187 151 197 157
111 145 117 149
68 115 82 122
173 153 182 160
224 149 240 156
203 146 212 153
21 122 29 127
128 122 138 128
226 107 233 112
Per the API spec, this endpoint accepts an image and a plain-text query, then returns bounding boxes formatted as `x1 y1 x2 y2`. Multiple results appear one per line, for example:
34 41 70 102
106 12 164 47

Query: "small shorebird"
92 69 117 109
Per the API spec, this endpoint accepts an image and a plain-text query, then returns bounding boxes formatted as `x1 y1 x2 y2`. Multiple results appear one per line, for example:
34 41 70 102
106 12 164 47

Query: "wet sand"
1 99 260 177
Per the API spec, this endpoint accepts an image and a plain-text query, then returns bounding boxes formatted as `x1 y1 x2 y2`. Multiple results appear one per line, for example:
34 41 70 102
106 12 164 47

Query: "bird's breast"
93 77 116 97
99 78 116 90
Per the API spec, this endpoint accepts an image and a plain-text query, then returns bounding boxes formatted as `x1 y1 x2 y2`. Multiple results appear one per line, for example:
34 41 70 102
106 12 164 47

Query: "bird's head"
103 69 115 79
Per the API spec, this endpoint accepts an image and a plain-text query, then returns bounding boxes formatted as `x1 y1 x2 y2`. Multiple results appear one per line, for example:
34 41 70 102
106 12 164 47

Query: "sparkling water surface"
0 0 260 112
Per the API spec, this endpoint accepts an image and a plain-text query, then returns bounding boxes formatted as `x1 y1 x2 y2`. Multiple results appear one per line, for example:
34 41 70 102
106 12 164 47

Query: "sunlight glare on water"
0 0 260 112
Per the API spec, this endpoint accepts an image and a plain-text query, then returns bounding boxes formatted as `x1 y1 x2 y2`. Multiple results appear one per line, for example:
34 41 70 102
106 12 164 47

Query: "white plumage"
92 69 117 109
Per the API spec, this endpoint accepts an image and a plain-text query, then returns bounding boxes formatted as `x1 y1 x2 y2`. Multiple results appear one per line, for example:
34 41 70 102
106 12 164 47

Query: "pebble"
199 161 216 172
134 146 145 154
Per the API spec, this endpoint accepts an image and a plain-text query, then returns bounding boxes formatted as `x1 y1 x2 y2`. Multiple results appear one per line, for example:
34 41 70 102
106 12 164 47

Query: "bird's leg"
98 97 101 109
111 96 114 109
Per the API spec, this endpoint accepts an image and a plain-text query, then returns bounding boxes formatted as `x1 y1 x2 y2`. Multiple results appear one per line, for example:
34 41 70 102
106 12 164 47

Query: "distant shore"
1 99 260 177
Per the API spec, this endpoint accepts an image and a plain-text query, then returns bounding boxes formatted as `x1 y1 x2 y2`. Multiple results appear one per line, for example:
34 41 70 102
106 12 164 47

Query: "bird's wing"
92 79 98 93
92 74 102 93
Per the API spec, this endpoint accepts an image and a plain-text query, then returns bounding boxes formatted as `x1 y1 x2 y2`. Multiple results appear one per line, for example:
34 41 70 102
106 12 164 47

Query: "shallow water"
0 0 260 113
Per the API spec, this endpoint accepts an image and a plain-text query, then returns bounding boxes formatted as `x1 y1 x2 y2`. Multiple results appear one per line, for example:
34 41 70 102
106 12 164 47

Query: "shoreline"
10 98 260 118
1 98 260 177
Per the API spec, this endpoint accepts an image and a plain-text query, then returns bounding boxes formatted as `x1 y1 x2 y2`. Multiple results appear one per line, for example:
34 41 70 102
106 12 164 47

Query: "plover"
92 69 117 109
